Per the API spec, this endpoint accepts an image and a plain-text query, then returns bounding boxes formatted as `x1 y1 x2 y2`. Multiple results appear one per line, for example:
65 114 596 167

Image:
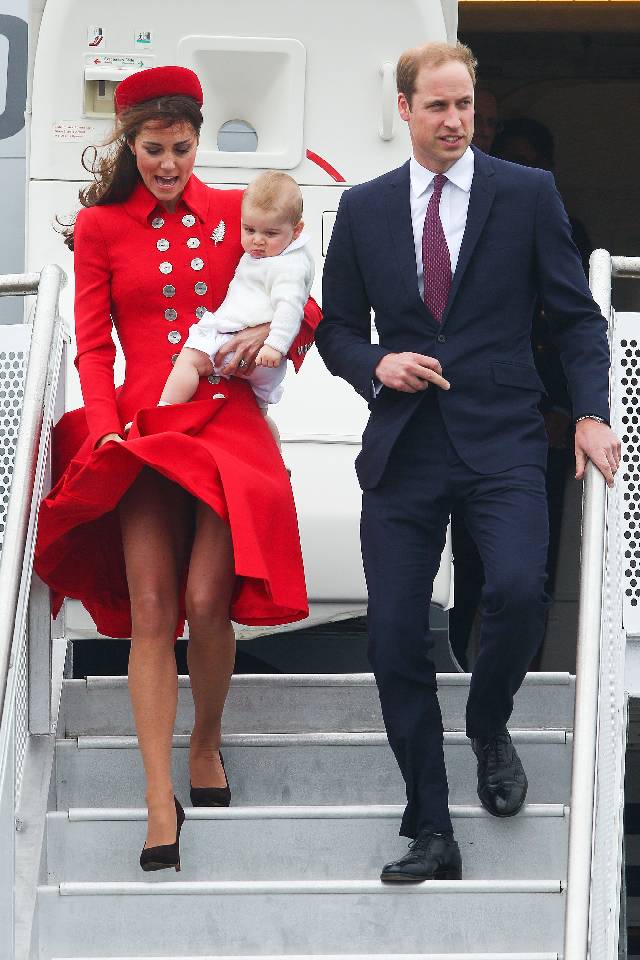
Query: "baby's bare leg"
160 348 214 405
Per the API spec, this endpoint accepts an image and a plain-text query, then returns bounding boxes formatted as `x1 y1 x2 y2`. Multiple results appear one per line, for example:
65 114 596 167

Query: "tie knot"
433 173 447 197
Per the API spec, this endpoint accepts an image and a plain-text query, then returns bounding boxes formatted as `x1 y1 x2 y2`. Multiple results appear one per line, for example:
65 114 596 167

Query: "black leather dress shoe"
380 830 462 883
472 728 528 817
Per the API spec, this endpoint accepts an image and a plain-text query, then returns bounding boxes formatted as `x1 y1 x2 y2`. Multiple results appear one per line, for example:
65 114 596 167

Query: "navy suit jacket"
316 148 610 490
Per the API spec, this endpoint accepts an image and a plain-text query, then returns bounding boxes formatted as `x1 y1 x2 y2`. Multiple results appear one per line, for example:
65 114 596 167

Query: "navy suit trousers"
361 389 550 838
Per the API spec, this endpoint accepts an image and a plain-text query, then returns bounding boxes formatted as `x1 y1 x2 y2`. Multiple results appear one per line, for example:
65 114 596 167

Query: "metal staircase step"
37 880 565 957
51 954 560 960
59 672 575 737
54 730 572 809
45 803 568 883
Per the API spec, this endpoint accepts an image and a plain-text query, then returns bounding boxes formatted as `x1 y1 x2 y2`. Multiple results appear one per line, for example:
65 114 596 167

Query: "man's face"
472 88 499 153
398 61 474 173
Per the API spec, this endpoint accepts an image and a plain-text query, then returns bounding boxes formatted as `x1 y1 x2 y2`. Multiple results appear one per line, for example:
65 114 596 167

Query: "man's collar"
410 147 475 198
122 174 211 225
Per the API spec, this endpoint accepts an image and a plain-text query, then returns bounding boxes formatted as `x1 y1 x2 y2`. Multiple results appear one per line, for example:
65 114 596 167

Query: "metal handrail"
563 249 614 960
0 265 66 722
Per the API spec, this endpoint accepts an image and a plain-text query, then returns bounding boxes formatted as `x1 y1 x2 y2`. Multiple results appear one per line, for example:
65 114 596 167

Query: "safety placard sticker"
53 122 95 142
135 30 153 48
87 26 104 48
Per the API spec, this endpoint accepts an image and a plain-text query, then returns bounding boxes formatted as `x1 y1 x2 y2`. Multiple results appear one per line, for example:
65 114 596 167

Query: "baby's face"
240 203 302 259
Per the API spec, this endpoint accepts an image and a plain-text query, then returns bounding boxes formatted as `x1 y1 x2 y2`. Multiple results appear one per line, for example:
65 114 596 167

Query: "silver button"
194 282 208 295
182 214 196 227
151 216 165 229
162 284 176 298
212 393 225 399
208 374 221 385
191 257 204 271
157 238 170 252
159 261 173 275
195 306 206 319
164 308 178 321
168 330 182 345
171 353 179 364
187 237 200 249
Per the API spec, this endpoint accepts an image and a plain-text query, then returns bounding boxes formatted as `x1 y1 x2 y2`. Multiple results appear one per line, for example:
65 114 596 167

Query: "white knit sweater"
194 234 315 356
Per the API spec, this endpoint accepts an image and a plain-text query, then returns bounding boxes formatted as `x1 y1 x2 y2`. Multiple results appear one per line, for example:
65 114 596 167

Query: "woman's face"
131 120 198 212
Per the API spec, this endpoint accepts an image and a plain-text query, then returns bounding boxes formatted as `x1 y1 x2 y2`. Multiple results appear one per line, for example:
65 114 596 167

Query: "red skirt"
35 381 308 638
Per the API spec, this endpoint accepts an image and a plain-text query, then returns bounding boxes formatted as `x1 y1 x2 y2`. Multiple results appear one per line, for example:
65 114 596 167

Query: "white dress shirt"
410 146 475 295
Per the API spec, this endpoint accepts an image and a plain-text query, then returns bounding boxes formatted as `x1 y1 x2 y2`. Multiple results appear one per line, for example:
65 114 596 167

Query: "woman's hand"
96 432 124 448
214 323 271 377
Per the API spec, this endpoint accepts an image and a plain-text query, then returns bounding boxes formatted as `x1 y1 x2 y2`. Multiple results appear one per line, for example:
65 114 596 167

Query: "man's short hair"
396 41 477 106
242 171 303 225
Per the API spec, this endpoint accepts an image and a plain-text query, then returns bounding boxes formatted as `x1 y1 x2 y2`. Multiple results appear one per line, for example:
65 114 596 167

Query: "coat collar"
122 174 211 225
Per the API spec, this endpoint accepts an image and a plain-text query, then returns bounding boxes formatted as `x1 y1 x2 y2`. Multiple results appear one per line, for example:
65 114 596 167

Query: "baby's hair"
243 171 303 225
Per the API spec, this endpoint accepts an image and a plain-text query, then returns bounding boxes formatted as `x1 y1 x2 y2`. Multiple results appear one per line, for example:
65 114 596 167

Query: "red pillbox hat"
115 66 203 114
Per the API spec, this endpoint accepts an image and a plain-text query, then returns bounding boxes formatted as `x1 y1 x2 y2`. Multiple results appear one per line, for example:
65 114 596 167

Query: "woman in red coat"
35 66 320 871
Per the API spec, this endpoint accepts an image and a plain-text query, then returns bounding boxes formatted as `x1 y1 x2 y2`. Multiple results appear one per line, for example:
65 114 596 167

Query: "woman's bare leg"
185 501 236 788
120 469 192 847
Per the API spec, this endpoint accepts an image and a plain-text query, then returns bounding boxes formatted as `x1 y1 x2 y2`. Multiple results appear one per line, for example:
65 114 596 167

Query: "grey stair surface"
46 803 569 882
50 956 560 960
38 881 564 956
54 729 572 808
59 672 575 736
37 672 573 959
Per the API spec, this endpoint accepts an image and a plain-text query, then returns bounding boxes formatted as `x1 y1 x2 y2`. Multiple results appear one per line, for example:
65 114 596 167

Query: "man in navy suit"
316 41 620 882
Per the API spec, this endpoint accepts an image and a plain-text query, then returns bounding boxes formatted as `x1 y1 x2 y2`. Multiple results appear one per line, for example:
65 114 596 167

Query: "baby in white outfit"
160 171 314 414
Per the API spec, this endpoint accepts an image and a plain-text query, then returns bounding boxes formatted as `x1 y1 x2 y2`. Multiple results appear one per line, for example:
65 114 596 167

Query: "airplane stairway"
36 669 573 959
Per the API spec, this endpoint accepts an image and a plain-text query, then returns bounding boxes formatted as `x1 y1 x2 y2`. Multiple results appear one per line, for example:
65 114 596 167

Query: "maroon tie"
422 173 451 323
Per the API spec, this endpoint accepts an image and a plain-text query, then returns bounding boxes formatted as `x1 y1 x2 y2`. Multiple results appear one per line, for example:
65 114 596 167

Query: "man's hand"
256 345 283 368
575 418 621 488
215 323 271 376
375 353 450 393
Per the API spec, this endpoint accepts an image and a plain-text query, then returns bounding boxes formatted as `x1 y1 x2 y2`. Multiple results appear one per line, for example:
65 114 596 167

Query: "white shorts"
185 324 286 407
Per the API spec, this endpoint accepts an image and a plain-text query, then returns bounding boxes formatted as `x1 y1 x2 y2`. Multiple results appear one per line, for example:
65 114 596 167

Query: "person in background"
449 115 593 671
471 87 500 154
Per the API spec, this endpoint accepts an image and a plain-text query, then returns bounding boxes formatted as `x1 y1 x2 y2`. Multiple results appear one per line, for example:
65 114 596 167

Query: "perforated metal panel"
0 326 30 556
614 314 640 633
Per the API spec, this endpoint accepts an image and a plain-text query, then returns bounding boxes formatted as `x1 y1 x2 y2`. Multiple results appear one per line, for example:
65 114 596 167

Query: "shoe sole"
140 861 181 872
380 870 463 883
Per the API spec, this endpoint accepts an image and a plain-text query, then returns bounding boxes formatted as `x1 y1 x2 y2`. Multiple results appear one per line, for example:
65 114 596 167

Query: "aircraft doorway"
457 6 640 671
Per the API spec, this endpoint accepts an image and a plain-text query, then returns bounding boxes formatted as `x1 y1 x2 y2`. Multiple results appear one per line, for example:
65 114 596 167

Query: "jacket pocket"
491 361 545 393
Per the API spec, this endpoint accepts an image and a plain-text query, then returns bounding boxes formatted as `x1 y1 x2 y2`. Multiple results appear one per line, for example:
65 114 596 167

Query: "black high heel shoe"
190 751 231 807
140 795 185 872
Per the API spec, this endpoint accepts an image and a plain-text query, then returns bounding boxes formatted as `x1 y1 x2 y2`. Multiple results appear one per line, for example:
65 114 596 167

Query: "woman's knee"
130 589 179 638
184 586 231 633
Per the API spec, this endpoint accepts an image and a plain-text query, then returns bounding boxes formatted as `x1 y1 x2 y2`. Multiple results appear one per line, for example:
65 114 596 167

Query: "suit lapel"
384 163 438 327
441 149 496 325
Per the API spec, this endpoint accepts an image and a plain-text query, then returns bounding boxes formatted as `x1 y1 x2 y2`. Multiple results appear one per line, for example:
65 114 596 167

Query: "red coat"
35 175 321 637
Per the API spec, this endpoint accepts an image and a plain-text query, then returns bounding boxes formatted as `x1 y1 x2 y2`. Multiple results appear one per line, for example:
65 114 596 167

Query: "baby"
160 171 314 422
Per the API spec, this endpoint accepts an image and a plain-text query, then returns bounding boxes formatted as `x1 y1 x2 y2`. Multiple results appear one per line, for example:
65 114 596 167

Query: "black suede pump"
139 795 185 872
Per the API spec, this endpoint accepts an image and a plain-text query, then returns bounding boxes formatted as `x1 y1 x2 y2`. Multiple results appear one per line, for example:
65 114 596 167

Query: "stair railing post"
563 248 611 960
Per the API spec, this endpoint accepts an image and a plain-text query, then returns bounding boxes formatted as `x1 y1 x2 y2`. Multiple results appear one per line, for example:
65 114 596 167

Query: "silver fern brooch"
211 221 226 245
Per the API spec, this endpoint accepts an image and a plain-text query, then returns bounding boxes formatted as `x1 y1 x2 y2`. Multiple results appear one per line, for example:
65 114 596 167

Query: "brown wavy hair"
59 95 203 250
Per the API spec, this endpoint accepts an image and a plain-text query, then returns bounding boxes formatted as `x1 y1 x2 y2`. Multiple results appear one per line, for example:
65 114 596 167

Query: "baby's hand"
255 345 283 368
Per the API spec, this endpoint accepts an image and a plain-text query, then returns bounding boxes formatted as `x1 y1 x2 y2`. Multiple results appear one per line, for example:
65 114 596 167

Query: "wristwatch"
575 415 607 424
